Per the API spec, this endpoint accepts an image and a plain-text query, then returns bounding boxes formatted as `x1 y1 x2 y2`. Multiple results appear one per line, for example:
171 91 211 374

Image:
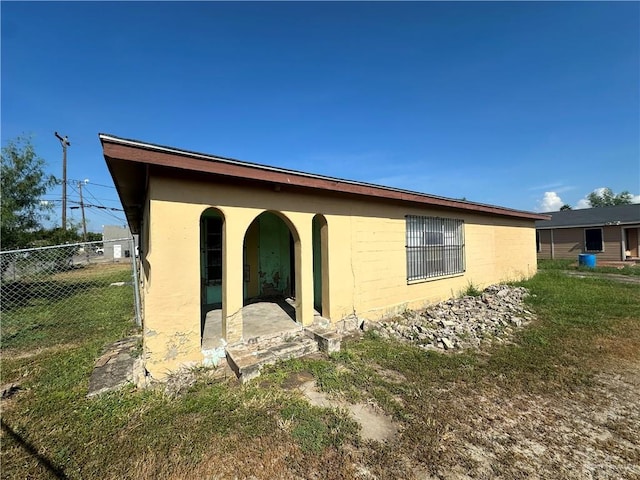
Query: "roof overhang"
537 221 640 230
99 133 550 233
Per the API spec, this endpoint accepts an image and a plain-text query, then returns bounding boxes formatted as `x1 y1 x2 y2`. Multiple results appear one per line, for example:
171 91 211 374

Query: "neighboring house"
102 225 135 260
535 204 640 261
100 133 547 379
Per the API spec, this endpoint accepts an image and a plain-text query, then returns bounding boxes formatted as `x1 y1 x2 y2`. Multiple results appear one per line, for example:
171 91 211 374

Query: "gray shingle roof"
535 204 640 229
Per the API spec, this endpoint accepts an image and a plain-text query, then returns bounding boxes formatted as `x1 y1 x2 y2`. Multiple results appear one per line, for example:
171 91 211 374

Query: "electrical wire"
67 178 116 189
83 185 122 208
67 182 125 223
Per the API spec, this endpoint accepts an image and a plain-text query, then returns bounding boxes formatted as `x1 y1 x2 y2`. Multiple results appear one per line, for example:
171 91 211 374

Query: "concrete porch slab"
201 299 342 382
202 299 302 350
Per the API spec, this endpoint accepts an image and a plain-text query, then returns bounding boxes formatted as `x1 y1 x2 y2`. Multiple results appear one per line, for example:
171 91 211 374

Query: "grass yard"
1 265 639 479
538 258 640 276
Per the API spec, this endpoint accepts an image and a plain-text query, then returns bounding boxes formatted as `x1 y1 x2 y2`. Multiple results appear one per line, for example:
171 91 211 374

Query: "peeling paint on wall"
164 332 192 361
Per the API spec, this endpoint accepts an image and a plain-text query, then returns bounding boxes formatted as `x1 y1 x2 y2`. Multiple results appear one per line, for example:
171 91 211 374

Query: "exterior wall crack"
350 216 357 317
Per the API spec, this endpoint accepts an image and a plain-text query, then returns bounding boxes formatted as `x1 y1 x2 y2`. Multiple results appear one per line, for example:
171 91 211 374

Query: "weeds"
1 266 638 478
461 281 483 297
281 401 359 453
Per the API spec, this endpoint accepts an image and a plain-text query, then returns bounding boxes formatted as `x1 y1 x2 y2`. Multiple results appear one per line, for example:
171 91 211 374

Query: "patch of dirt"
371 365 407 384
430 362 640 479
0 343 79 361
281 371 315 389
563 270 640 284
298 380 400 443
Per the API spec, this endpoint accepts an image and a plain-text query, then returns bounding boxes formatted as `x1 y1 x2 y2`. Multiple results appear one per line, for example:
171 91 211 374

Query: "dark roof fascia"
99 133 549 221
537 221 640 230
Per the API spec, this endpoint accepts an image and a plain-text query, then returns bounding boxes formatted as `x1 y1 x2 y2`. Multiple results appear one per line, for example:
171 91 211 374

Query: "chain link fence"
1 239 141 352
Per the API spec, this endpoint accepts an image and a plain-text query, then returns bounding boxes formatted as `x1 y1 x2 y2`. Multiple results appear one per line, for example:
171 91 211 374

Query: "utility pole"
78 180 88 242
55 132 70 230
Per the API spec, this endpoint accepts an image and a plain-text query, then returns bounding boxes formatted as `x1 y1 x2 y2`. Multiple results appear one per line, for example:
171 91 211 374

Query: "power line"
82 184 122 208
92 210 126 224
79 195 121 204
68 201 123 211
77 184 127 224
67 182 124 223
66 179 116 189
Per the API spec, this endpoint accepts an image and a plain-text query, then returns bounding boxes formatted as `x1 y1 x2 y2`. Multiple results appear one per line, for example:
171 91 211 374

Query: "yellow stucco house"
100 133 547 379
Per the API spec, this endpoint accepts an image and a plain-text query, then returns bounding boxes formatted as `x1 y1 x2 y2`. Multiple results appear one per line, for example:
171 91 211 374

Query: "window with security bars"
406 215 465 281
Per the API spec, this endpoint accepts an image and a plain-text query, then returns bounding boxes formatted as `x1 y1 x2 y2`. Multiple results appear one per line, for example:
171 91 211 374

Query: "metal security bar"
406 215 465 281
1 239 141 352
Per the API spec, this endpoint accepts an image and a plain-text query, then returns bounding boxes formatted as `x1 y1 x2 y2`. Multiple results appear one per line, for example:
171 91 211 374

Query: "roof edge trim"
99 133 549 221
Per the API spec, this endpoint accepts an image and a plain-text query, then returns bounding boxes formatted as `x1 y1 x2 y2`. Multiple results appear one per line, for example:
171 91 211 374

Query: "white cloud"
574 198 591 209
575 187 606 209
536 191 564 212
574 187 640 209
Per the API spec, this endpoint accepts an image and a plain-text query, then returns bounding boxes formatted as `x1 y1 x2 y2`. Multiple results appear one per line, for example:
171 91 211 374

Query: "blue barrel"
578 254 596 268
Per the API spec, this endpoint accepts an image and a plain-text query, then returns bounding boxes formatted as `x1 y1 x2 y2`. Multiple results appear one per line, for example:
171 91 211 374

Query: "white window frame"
584 227 604 252
406 215 465 282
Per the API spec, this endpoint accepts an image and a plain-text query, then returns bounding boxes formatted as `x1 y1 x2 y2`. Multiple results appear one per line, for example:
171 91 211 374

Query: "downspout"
550 229 555 260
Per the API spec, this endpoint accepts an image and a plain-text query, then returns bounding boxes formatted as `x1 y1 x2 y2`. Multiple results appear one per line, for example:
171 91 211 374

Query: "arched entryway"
242 211 300 329
200 207 224 346
312 214 329 317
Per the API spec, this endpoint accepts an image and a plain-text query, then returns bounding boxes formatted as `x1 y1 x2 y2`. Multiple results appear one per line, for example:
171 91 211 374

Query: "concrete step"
244 324 303 346
304 326 342 354
226 335 319 383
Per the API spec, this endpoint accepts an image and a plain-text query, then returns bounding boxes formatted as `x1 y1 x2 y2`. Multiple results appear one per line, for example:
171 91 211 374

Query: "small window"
406 216 465 281
536 231 541 252
205 217 223 284
585 228 603 252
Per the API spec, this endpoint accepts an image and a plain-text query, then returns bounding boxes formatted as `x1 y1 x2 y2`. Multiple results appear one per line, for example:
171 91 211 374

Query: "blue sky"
2 1 639 232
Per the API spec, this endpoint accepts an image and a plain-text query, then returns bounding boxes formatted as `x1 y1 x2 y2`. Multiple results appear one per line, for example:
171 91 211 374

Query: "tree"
587 188 633 208
29 224 83 247
560 204 572 211
86 231 102 242
1 136 56 250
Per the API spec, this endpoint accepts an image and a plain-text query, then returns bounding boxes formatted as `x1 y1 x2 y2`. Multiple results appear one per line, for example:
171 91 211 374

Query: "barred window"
406 216 465 281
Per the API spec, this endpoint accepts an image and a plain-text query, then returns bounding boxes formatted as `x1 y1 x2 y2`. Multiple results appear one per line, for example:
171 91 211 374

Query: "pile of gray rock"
372 285 534 351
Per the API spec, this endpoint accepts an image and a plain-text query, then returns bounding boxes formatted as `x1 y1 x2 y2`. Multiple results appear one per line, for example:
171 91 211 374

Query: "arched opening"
200 207 224 348
312 214 329 317
242 211 299 329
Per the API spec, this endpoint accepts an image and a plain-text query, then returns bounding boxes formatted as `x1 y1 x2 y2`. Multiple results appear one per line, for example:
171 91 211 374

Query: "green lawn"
538 258 640 276
1 266 638 479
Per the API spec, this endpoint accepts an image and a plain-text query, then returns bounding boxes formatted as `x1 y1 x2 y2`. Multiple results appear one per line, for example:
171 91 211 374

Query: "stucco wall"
142 174 537 378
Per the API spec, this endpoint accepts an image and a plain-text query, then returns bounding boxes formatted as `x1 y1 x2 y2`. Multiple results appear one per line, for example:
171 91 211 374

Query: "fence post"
130 237 142 327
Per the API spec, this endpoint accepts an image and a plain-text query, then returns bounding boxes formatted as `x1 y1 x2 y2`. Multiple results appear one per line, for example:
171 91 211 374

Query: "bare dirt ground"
422 363 640 480
563 270 640 285
299 379 400 443
289 361 640 480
